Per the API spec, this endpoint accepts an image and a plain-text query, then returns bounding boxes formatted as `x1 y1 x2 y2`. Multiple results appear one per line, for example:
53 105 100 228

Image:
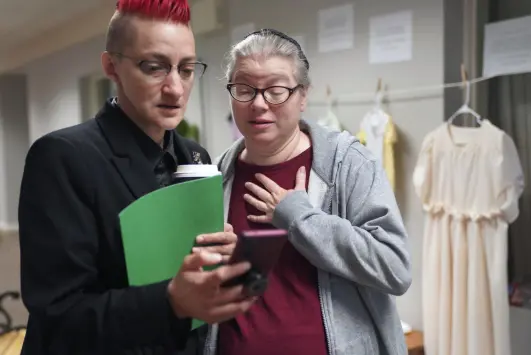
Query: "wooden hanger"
326 84 332 98
376 77 382 94
374 78 384 109
460 64 467 84
325 84 333 108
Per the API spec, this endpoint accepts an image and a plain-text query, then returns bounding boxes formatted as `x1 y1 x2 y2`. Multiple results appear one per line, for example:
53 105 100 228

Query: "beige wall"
1 0 530 353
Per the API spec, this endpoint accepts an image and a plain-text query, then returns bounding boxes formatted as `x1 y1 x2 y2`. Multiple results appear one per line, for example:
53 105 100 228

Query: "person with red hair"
17 0 254 354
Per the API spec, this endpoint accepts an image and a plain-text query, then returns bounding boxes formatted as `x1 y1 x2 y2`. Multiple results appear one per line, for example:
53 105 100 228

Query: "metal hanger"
448 64 482 126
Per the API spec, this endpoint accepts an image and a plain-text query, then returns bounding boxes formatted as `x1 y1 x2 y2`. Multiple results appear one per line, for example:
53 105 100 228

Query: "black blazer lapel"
96 103 159 199
111 155 159 199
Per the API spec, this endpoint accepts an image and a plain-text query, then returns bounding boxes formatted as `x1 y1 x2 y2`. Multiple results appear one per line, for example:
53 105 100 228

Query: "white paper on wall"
369 10 413 64
483 15 531 77
318 4 355 53
231 23 256 44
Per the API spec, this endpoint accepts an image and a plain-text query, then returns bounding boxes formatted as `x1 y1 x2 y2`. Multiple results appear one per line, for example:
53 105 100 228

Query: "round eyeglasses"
226 83 302 105
111 52 207 83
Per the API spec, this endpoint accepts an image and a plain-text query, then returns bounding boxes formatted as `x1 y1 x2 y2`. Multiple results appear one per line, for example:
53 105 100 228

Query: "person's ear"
101 52 120 84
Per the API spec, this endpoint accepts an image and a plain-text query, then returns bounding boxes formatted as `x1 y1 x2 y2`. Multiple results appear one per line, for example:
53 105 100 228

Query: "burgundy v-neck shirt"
217 147 328 355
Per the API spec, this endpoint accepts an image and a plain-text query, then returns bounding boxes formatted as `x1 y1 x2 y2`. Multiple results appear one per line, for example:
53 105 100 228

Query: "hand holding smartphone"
221 229 288 297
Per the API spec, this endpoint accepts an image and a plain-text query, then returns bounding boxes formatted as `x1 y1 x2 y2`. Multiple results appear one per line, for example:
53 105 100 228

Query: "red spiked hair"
116 0 191 24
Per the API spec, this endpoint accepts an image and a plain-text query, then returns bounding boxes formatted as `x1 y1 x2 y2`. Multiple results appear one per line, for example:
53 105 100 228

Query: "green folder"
119 175 224 329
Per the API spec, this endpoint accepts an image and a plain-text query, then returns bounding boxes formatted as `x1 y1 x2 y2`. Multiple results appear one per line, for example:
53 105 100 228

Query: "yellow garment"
0 329 26 355
356 116 397 191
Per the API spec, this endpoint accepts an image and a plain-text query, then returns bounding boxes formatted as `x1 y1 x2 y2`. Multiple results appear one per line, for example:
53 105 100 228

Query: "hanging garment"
413 120 524 355
357 112 397 191
317 106 343 132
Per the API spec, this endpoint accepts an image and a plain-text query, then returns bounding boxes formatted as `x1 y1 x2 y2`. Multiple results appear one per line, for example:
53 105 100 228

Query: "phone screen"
221 229 288 295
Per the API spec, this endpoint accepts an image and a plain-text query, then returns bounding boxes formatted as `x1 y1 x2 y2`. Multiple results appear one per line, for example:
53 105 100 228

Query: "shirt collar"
110 97 178 169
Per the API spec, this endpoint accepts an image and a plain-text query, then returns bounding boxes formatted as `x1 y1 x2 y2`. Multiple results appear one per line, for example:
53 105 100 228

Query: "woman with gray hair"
200 28 411 355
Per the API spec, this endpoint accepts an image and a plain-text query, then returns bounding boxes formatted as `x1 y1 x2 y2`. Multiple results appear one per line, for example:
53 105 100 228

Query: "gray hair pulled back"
224 28 311 88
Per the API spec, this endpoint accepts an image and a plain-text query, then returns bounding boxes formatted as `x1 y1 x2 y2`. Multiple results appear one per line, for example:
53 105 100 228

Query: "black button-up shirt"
111 98 178 187
153 131 178 187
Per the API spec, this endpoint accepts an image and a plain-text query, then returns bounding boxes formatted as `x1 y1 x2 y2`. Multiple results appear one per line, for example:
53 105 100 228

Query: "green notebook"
119 175 224 329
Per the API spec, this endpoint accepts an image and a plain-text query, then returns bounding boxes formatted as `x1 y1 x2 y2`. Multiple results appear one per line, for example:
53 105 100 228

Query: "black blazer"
18 102 211 355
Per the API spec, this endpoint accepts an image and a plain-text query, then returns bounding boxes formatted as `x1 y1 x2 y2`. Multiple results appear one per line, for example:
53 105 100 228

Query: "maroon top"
217 147 328 355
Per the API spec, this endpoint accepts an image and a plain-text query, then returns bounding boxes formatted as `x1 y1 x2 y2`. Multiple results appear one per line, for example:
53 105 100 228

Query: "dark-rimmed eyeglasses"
226 83 302 105
110 52 207 83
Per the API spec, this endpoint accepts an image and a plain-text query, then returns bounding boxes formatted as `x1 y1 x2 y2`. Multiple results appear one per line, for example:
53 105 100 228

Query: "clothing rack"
308 75 495 106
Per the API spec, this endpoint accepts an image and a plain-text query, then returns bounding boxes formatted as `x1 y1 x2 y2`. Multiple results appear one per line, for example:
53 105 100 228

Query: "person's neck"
241 127 310 166
115 96 165 146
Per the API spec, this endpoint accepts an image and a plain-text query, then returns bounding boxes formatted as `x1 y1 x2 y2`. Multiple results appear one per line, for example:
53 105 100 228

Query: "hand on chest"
229 160 310 232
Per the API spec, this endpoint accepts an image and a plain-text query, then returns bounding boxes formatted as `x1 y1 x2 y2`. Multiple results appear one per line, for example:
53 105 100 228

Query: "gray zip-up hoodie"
204 120 412 355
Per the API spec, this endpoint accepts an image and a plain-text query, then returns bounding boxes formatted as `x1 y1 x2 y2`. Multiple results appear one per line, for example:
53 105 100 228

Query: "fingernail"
192 247 200 253
208 253 222 263
196 236 204 242
237 261 252 270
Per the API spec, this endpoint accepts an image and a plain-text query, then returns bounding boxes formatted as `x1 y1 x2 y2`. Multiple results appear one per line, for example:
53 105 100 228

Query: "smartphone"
221 229 288 296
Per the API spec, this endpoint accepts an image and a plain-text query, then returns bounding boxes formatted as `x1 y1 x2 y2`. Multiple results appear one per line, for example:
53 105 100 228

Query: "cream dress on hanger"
413 120 524 355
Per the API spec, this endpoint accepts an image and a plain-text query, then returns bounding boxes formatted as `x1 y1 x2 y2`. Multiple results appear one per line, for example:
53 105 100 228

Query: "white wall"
25 36 104 144
3 0 530 352
194 31 234 156
0 75 29 227
0 80 7 230
0 74 28 230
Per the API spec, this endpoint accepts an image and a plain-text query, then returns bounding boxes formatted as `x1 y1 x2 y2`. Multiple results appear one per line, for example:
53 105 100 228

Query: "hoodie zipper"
318 272 333 355
320 163 342 355
318 184 340 355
